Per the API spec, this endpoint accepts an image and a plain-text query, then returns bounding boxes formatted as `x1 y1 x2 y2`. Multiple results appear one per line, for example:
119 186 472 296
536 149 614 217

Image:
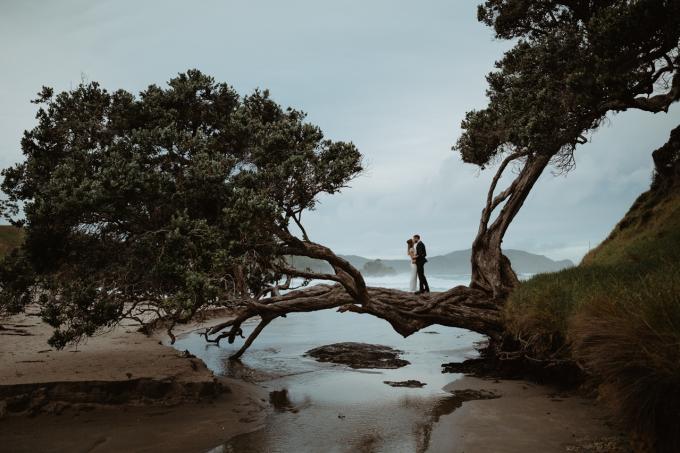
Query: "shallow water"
171 275 486 453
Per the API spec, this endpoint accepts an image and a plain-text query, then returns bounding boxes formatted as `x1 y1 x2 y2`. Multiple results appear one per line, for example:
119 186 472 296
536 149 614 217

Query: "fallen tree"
204 276 503 360
1 2 679 360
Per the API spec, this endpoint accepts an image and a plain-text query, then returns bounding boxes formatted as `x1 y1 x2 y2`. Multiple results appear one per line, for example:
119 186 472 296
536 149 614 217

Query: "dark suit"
415 241 430 292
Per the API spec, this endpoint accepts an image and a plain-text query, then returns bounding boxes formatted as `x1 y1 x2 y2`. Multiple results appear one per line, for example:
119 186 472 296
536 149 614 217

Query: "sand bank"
0 308 269 452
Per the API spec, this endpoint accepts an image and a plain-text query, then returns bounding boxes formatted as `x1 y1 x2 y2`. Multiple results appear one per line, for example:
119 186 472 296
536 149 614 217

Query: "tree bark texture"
470 153 552 297
206 283 504 359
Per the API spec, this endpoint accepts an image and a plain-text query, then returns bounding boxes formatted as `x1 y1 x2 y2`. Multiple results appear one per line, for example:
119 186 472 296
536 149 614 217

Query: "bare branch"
489 153 552 237
274 265 343 283
479 150 529 232
276 229 368 302
602 70 680 113
288 209 310 242
229 316 274 359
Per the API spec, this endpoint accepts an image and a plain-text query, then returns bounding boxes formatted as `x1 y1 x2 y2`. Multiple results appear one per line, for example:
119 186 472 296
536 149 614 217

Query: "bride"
407 239 417 292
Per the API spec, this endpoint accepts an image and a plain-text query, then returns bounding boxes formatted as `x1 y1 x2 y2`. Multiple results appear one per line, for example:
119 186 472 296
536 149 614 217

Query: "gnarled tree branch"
602 70 680 114
205 283 504 359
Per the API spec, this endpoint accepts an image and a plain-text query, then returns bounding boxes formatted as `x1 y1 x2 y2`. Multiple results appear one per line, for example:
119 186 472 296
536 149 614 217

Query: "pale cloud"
1 0 677 264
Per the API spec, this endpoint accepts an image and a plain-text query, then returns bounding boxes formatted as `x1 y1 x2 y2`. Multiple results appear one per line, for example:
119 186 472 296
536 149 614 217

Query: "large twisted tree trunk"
470 153 552 297
206 152 552 359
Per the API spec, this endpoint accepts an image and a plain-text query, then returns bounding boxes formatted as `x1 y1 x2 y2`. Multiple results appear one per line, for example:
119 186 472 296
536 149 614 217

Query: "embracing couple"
407 234 430 294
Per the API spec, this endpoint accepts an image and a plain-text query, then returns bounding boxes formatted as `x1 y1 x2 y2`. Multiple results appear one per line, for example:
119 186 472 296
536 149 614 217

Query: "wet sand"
429 377 626 453
0 308 270 452
0 307 624 452
1 307 220 387
0 380 269 453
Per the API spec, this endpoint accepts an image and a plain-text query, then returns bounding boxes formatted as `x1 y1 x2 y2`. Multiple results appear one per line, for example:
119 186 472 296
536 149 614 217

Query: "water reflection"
268 389 306 413
173 307 486 453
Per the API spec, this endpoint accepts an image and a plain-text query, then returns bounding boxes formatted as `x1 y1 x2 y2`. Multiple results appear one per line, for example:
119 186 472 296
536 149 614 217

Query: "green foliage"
456 1 680 169
505 140 680 450
569 284 680 453
0 70 362 347
506 175 680 354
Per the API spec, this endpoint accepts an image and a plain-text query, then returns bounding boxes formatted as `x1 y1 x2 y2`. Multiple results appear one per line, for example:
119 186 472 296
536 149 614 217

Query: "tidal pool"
171 277 486 453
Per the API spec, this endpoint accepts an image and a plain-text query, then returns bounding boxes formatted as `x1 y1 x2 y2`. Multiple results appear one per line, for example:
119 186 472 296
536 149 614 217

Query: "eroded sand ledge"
0 308 270 452
0 307 234 410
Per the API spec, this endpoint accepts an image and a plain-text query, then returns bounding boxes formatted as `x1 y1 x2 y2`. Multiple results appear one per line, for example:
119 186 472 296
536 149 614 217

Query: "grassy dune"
505 173 680 451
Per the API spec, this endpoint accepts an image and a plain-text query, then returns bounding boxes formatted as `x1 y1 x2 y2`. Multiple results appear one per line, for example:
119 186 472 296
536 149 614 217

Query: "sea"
298 272 533 293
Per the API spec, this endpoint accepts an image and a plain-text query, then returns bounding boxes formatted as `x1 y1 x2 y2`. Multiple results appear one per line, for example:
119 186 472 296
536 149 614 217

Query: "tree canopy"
0 70 361 347
456 0 680 170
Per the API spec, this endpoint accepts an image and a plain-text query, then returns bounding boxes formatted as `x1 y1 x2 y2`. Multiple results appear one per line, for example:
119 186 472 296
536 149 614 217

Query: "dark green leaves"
0 70 362 346
458 1 680 168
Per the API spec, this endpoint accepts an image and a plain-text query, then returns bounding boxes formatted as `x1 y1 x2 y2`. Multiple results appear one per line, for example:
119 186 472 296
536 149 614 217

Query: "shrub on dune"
569 278 680 453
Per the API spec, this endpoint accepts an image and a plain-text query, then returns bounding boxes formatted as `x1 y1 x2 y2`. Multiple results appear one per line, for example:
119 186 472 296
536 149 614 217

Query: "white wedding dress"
408 247 417 292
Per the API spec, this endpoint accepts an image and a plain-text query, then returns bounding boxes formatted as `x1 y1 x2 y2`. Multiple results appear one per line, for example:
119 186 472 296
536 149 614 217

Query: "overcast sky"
1 0 678 263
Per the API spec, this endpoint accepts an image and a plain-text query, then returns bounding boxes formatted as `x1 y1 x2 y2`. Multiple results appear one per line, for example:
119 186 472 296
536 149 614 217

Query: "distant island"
289 249 574 276
361 259 397 276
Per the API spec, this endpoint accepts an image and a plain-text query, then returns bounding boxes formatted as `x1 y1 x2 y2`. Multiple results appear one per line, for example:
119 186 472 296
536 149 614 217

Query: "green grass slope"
505 128 680 452
505 182 680 355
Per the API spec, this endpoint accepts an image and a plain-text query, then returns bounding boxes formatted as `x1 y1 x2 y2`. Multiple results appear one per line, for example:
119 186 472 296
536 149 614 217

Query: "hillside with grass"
505 125 680 452
0 225 23 257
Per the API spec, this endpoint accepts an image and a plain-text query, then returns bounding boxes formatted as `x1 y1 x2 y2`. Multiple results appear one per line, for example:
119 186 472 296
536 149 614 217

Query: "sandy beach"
1 307 222 388
429 377 625 453
0 308 270 452
0 308 624 453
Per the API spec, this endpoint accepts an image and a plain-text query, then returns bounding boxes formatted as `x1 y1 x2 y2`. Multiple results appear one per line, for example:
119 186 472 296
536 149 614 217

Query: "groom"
413 234 430 294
